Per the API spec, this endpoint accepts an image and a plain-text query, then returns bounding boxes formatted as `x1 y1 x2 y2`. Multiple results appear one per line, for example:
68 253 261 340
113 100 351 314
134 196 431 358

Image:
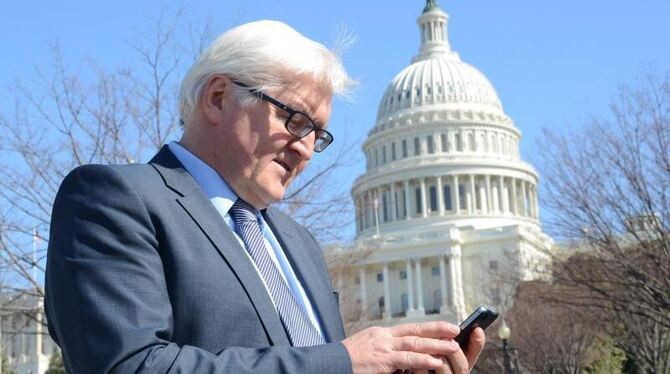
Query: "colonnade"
355 174 538 233
358 249 466 320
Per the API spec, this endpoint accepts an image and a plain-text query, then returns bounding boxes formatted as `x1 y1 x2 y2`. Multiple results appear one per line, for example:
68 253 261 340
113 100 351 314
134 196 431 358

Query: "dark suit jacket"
45 146 352 373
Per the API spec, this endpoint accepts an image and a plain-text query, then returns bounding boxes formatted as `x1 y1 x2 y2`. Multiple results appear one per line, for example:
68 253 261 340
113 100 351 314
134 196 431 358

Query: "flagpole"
32 228 38 283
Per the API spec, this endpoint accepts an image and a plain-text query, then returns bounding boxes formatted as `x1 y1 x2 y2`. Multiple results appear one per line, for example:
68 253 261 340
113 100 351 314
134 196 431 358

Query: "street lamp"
498 319 514 374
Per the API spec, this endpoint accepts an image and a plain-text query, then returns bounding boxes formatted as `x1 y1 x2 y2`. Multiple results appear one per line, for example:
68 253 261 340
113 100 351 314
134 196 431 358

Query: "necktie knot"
229 199 259 224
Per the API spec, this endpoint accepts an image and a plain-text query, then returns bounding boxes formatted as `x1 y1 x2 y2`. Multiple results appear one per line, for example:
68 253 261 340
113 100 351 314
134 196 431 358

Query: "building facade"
350 0 553 325
1 294 56 374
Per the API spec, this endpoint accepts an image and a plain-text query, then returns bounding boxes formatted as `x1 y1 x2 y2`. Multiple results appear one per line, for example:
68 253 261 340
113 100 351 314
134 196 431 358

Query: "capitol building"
349 0 553 325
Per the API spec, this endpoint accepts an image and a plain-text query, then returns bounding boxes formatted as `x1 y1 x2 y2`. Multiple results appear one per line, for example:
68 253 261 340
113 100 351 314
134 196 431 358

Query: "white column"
376 187 383 223
453 175 460 215
439 255 449 314
449 246 467 320
390 182 397 221
420 178 428 218
479 183 486 214
534 185 540 219
511 178 518 216
403 180 411 220
366 190 375 228
414 258 425 314
436 176 445 216
498 176 506 214
469 174 476 214
485 175 492 214
359 268 367 319
405 260 415 315
383 263 391 319
522 180 528 217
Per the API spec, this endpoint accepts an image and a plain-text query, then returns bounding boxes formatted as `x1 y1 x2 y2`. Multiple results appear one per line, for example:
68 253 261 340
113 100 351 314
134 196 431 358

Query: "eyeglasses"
231 80 333 152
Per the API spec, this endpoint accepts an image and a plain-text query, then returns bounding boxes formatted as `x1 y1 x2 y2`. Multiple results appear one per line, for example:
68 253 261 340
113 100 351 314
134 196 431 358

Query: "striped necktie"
228 198 325 347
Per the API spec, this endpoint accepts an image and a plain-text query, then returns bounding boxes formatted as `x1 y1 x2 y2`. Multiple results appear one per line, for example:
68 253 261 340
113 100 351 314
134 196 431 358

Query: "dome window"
429 186 438 212
391 143 397 161
455 133 463 152
414 137 420 156
415 188 423 215
441 133 448 152
427 135 435 154
402 139 408 158
443 185 452 211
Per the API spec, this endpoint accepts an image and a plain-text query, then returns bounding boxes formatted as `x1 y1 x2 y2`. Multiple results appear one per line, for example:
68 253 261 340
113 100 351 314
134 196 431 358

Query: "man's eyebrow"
290 102 326 129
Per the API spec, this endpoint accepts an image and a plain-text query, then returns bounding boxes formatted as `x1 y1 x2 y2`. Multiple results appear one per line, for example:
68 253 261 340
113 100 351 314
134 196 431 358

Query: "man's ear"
201 75 231 125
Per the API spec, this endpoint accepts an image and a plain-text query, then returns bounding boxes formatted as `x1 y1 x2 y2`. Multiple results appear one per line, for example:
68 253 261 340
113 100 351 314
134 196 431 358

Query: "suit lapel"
264 208 345 342
148 146 290 346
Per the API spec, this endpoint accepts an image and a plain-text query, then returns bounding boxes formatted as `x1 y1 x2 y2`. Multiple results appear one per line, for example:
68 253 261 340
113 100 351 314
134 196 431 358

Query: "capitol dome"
376 50 505 122
352 0 542 240
347 0 553 325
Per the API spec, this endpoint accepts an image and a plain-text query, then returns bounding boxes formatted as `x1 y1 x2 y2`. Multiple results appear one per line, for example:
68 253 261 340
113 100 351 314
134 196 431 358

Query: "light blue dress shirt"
167 141 325 339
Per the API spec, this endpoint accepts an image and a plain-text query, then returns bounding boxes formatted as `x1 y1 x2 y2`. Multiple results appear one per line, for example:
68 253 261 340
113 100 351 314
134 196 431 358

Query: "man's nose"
288 132 315 161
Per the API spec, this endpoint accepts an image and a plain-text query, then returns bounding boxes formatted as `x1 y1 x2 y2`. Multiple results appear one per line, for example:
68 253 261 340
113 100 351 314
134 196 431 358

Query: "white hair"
179 20 355 126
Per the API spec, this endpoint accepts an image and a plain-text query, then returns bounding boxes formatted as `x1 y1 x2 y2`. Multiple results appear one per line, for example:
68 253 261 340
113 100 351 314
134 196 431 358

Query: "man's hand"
421 327 486 374
341 321 463 373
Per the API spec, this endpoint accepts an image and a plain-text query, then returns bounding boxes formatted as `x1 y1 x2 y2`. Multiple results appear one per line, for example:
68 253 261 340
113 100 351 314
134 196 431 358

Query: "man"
45 20 485 373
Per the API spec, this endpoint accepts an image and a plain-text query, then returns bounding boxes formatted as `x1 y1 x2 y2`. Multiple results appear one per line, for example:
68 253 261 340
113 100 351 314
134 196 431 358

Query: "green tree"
44 350 66 374
1 352 19 374
583 336 626 374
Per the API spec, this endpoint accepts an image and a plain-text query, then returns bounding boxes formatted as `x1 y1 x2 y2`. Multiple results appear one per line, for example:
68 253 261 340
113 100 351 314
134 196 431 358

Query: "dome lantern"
414 0 459 63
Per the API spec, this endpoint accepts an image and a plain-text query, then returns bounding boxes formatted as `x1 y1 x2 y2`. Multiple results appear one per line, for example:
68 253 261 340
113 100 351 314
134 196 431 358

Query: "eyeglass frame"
230 80 334 152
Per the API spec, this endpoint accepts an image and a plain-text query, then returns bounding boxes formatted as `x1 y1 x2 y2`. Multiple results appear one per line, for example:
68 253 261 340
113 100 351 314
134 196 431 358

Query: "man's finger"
390 351 444 371
390 321 460 339
393 336 460 356
464 327 486 368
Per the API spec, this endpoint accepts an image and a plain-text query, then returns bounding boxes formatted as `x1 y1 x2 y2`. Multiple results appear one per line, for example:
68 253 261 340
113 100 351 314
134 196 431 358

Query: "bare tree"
537 70 670 372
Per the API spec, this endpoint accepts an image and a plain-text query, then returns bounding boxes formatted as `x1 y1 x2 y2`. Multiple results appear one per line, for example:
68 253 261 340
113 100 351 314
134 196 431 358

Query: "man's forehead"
274 79 332 125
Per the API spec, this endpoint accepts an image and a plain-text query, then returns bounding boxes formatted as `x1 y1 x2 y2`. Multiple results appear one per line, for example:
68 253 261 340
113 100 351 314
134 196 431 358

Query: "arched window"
415 187 422 215
391 142 397 160
455 133 462 152
429 186 438 212
382 145 387 164
458 184 466 210
444 185 452 211
414 137 420 156
441 133 448 152
402 139 408 158
427 135 434 154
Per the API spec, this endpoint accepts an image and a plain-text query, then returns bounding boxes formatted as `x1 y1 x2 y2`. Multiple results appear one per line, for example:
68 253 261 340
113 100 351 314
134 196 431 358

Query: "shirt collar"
168 141 238 215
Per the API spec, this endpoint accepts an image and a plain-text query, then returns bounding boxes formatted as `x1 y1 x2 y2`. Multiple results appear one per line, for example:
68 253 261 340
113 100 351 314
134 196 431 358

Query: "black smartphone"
454 306 499 349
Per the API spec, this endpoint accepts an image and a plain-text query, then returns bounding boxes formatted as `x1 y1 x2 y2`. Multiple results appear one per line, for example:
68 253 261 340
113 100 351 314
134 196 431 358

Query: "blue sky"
2 0 670 240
